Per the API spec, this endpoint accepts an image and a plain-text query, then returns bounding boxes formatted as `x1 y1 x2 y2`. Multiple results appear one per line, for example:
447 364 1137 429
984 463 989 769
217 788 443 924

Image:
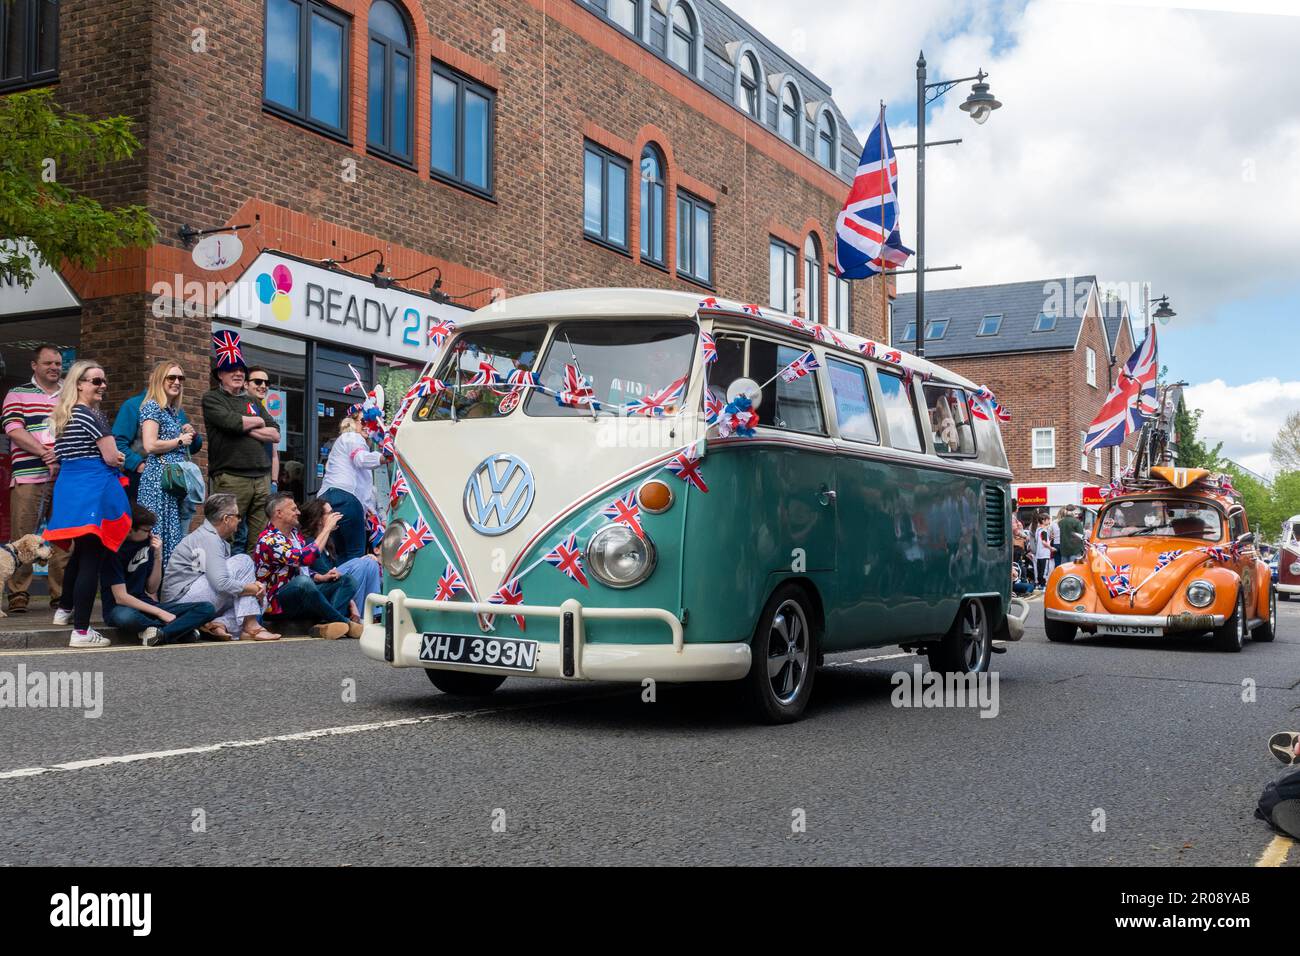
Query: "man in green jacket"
202 331 279 554
1059 506 1087 564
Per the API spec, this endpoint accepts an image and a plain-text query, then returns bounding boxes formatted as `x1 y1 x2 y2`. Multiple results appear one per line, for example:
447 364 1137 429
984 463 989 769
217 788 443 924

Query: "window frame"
1080 430 1088 472
768 237 797 312
802 234 822 324
828 273 851 332
430 59 496 199
873 367 925 454
815 109 836 171
1033 312 1057 333
1032 427 1056 469
0 0 59 92
606 0 640 38
900 322 916 342
366 0 415 166
667 2 696 75
922 383 978 459
1086 346 1097 387
639 143 666 268
583 141 631 253
825 357 879 445
926 319 949 340
1095 447 1103 474
738 52 760 117
978 313 1002 336
262 0 352 142
779 82 801 145
675 190 714 287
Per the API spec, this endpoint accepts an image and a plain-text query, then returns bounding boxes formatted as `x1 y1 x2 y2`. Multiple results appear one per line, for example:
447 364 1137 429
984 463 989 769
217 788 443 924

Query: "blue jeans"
105 600 218 644
267 574 356 626
320 488 368 562
337 556 380 605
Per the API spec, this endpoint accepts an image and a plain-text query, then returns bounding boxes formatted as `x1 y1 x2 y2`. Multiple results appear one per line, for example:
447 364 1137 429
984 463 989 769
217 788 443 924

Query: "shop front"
211 251 470 508
1013 481 1106 528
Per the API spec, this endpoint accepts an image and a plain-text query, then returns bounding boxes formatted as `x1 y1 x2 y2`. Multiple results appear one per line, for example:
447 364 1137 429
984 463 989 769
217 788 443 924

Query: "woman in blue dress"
137 361 198 567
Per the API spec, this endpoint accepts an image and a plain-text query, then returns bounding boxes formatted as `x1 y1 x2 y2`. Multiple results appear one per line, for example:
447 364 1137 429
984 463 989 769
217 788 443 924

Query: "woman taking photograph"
137 361 197 566
316 408 384 562
45 360 131 647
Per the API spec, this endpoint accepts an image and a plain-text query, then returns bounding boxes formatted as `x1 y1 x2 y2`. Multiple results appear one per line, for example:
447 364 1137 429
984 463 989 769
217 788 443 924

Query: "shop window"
367 0 414 164
431 61 495 196
676 191 712 286
583 141 629 251
263 0 350 138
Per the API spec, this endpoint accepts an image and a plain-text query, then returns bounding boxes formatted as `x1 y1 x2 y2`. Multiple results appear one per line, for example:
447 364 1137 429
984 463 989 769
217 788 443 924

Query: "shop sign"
1082 486 1104 506
191 233 244 271
211 252 465 362
1015 486 1048 507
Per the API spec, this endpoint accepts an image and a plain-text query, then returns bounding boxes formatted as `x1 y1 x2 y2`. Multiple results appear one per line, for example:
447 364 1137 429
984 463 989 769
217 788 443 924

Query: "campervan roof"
466 288 974 388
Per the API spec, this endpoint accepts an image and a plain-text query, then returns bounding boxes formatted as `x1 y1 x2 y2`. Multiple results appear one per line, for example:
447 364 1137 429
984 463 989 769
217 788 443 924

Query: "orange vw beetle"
1044 467 1277 652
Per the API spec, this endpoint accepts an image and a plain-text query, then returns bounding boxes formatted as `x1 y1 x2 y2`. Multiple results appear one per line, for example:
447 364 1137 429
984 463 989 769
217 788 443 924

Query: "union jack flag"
212 330 244 369
469 361 499 386
487 579 526 631
698 297 720 310
787 317 810 333
703 393 723 426
389 469 409 508
1203 546 1231 563
834 109 913 280
626 375 687 417
666 446 708 492
435 564 466 602
601 489 645 538
366 512 385 550
394 516 434 562
1086 325 1159 451
880 349 903 364
779 350 821 383
858 340 877 358
700 331 717 365
741 303 762 317
544 533 589 588
507 369 540 391
427 318 457 348
968 395 991 421
555 364 598 410
1155 549 1184 571
811 325 845 348
379 432 395 457
1101 564 1133 598
405 376 444 401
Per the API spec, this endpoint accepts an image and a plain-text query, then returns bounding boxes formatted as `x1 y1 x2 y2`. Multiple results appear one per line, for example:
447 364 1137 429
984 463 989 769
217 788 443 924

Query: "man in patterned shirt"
1 344 69 611
253 493 360 639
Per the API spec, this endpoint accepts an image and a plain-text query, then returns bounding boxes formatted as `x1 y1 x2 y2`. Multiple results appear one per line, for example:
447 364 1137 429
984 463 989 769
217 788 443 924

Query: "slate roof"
1100 296 1134 359
891 276 1099 360
575 0 861 182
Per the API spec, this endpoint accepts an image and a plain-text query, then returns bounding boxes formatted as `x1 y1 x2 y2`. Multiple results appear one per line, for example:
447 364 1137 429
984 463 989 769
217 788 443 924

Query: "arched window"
668 3 696 73
803 234 822 323
367 0 413 162
816 110 835 170
780 83 800 144
639 144 665 267
739 52 759 117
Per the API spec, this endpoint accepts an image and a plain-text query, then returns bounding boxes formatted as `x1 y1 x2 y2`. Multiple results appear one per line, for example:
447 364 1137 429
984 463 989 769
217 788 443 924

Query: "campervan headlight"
1186 580 1216 609
382 519 415 580
1290 562 1300 576
586 524 656 589
1057 575 1085 602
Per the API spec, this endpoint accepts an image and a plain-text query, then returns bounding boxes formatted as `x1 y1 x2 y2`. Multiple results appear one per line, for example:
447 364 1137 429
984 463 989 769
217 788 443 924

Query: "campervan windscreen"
418 324 548 421
524 320 697 417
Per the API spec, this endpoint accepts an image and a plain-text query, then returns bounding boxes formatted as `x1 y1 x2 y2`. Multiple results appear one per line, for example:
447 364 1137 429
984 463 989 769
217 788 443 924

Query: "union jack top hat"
212 329 247 373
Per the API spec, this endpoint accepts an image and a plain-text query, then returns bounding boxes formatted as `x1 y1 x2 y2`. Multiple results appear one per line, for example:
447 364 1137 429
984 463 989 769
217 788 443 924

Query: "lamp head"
960 77 1001 124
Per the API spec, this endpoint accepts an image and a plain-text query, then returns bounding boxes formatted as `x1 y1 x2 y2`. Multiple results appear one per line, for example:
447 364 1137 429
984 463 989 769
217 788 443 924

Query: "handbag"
161 441 202 500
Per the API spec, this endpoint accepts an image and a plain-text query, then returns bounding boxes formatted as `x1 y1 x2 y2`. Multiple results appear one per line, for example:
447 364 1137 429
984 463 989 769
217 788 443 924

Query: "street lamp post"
913 52 1001 359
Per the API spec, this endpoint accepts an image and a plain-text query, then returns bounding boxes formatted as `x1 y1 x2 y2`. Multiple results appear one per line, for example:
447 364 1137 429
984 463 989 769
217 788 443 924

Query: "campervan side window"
922 384 977 458
874 369 924 453
750 339 825 435
827 358 878 444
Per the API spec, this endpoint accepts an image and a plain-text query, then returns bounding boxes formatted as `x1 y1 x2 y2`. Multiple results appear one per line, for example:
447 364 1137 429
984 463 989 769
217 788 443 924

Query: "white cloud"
1181 378 1300 476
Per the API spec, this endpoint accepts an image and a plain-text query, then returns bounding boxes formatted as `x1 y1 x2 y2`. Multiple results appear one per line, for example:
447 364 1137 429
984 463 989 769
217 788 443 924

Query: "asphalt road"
1 597 1297 866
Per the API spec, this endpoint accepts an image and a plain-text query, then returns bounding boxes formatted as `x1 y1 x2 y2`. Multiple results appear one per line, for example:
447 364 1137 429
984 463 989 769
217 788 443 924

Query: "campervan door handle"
818 486 837 506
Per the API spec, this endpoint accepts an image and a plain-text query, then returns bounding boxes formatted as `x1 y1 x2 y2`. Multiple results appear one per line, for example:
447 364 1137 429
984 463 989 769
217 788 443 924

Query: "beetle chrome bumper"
1045 608 1224 631
360 589 752 682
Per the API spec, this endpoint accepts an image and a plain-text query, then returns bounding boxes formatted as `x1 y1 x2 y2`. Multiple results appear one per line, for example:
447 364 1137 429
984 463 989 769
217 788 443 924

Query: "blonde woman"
137 361 196 565
44 360 130 647
314 408 384 561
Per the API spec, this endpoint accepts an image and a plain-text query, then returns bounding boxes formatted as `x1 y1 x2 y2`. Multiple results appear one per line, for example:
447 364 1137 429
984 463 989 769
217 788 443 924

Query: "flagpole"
879 101 889 345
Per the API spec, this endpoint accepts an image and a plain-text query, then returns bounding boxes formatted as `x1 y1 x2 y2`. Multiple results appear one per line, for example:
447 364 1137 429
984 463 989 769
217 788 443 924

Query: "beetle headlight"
382 519 415 580
585 524 656 588
1186 580 1216 608
1057 575 1085 602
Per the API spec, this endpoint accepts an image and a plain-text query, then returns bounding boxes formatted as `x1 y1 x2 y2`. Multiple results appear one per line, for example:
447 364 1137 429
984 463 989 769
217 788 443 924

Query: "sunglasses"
166 374 186 383
248 378 269 386
83 377 107 387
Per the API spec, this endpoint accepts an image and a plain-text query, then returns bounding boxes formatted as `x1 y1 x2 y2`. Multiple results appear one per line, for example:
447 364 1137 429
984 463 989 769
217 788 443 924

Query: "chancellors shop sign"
210 251 467 363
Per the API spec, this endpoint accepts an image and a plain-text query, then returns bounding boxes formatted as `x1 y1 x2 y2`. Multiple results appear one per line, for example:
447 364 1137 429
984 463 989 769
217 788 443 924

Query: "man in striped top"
2 344 68 611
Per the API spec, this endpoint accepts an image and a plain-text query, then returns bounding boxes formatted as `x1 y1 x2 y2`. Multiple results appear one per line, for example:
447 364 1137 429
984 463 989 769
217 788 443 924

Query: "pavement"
0 594 1297 866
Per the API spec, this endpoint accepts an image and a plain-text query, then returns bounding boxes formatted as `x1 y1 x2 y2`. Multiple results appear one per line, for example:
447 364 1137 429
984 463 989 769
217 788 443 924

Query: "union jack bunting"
601 489 646 538
858 340 877 358
366 512 385 550
394 516 434 562
787 317 810 333
389 469 409 508
544 533 590 588
697 297 720 310
405 376 444 402
1101 564 1133 598
811 325 845 348
968 395 991 422
427 318 457 347
741 303 763 317
507 369 540 391
434 564 467 602
779 350 821 383
666 446 708 493
703 393 723 426
834 108 913 280
1155 549 1184 571
880 349 903 364
700 331 717 365
469 361 499 386
626 375 687 417
1203 546 1231 563
212 330 245 370
555 364 598 410
1086 325 1159 451
487 580 527 631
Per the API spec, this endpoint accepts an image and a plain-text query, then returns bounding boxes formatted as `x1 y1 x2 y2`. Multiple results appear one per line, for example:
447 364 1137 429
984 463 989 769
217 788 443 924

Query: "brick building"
0 0 888 513
892 276 1143 515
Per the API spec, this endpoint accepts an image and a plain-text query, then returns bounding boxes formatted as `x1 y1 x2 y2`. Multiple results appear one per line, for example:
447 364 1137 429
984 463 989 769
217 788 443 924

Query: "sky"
726 0 1300 476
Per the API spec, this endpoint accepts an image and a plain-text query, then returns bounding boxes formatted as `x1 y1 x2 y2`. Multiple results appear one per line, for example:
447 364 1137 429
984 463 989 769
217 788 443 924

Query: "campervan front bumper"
360 589 752 682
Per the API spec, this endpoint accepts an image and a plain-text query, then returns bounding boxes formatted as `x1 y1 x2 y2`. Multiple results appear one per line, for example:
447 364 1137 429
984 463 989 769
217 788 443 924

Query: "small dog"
0 534 53 617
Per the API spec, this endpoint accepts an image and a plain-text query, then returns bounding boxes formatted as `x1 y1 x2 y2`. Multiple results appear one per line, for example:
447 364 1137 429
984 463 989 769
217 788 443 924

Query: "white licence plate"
418 634 539 672
1096 624 1160 637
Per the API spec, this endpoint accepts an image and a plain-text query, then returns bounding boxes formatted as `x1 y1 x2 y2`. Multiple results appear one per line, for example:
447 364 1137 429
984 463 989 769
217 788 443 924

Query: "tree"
1173 400 1224 471
0 88 156 289
1221 463 1269 536
1271 411 1300 473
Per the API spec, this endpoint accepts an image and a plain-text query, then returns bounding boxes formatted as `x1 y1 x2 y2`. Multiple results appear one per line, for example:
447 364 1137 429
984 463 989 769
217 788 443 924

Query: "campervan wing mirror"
727 377 763 409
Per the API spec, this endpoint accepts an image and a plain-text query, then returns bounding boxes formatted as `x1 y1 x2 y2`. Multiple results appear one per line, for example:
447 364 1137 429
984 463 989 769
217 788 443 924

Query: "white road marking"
0 637 315 658
0 691 625 781
825 641 1007 669
1256 835 1295 867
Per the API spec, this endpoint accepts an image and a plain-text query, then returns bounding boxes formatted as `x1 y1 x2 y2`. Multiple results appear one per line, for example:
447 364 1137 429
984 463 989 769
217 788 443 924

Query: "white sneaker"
68 628 110 648
140 626 163 647
53 608 73 626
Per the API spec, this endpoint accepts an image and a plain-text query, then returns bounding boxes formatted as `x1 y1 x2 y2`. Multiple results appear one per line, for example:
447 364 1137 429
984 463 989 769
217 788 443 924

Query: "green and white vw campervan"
364 289 1020 722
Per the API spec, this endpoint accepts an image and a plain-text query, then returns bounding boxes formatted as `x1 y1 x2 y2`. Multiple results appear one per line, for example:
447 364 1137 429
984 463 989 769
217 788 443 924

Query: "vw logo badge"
463 453 535 536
